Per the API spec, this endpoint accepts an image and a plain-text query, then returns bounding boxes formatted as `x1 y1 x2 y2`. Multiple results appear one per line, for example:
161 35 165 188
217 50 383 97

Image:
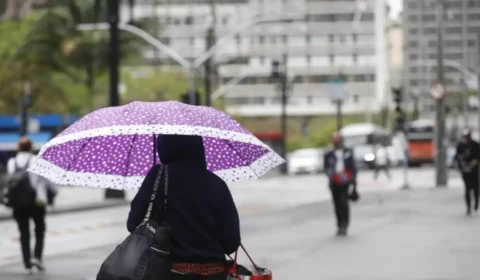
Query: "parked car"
287 148 324 175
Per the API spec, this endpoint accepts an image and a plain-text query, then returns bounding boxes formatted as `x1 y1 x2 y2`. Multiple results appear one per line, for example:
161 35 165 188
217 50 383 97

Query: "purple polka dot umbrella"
28 101 285 189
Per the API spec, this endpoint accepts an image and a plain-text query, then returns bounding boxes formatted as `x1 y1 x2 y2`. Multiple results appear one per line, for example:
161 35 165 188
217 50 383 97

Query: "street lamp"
76 14 304 105
270 54 290 175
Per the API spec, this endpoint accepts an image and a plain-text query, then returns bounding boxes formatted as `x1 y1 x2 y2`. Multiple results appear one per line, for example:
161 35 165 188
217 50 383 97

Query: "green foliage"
0 0 145 115
121 68 190 103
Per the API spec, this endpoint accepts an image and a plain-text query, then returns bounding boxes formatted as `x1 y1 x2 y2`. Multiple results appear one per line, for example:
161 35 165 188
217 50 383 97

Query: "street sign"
328 76 348 103
430 83 445 100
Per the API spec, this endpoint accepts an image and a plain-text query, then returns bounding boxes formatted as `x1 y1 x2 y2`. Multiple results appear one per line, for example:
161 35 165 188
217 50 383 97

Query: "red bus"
407 119 435 166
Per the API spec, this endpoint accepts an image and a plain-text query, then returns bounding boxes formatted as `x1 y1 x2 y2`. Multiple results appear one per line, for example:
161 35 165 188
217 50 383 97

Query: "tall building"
123 0 389 118
403 0 480 111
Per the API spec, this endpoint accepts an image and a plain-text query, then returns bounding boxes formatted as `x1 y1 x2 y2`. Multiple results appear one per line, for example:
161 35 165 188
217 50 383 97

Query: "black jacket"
126 134 241 263
323 148 357 187
455 140 480 174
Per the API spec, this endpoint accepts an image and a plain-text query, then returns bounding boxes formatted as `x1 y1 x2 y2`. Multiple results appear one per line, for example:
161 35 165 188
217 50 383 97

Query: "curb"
0 200 130 222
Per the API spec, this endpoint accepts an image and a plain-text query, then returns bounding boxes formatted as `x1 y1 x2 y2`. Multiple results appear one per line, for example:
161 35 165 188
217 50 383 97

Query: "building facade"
403 0 480 112
123 0 389 117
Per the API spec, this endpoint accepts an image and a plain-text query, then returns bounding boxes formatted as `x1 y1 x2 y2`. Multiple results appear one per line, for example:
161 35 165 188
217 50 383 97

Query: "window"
310 56 330 67
409 41 419 48
357 55 376 66
333 13 353 21
309 35 329 44
361 13 374 21
333 55 354 66
185 16 193 25
445 53 463 60
288 36 306 46
311 75 328 83
333 34 354 44
409 28 418 35
169 38 190 49
408 15 418 21
446 27 462 34
409 54 418 60
444 40 462 47
356 34 374 42
422 14 436 21
269 36 278 44
308 14 334 22
288 57 307 67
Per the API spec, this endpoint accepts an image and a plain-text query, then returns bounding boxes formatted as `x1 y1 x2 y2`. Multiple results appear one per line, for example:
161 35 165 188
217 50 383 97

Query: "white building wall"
120 0 390 118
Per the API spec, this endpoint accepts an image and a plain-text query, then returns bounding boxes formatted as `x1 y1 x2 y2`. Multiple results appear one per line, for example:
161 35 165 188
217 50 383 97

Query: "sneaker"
336 228 347 236
467 209 472 216
26 268 33 275
31 258 45 271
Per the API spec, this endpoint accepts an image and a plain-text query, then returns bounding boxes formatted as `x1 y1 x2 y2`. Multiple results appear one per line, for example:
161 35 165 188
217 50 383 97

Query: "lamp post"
77 15 304 106
271 54 289 175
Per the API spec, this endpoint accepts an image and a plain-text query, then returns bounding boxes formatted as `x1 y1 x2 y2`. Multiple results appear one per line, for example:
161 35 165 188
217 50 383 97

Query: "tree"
19 0 143 111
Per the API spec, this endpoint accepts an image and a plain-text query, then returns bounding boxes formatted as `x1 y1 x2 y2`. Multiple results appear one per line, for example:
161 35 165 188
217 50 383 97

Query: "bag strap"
14 155 32 172
142 164 169 223
229 244 261 273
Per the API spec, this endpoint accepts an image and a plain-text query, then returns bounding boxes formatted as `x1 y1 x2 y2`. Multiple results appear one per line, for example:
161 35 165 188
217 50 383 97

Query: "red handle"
228 244 261 274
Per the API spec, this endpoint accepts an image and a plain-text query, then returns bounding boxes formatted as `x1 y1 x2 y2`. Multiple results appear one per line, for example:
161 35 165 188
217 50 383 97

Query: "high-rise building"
124 0 390 117
403 0 480 112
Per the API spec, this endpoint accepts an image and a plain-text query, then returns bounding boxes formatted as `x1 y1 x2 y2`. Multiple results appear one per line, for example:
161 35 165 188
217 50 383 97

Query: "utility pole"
204 0 216 107
105 0 125 199
435 0 448 187
19 82 31 137
271 54 288 174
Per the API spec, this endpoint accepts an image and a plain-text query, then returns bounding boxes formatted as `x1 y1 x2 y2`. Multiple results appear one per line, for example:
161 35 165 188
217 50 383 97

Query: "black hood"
157 134 207 168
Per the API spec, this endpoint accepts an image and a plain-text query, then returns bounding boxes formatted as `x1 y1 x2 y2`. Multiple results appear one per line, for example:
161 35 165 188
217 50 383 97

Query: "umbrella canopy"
29 101 284 189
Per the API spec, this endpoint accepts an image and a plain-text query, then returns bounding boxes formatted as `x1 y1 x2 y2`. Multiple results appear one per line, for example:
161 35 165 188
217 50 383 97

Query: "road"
0 167 472 280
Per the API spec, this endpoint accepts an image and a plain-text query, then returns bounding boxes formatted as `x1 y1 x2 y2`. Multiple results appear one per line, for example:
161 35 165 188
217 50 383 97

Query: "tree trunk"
86 65 95 111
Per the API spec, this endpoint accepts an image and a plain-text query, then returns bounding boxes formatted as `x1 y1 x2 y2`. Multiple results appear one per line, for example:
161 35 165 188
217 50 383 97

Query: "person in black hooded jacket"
127 134 241 280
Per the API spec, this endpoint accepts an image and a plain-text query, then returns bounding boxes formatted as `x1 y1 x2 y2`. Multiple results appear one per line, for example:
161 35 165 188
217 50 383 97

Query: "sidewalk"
0 168 463 221
0 187 476 280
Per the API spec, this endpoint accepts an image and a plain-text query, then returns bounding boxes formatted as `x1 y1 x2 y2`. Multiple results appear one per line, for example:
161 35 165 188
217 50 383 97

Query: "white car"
287 148 324 175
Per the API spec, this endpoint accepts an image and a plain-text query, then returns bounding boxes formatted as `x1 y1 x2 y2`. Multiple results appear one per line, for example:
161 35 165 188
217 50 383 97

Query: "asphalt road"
0 187 477 280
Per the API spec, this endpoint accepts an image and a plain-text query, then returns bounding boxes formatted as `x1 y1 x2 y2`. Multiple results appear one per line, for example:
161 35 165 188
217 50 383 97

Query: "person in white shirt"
6 137 56 275
373 145 391 180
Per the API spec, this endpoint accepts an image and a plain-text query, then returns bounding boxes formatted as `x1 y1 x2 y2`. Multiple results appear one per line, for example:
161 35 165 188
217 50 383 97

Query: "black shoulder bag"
96 165 172 280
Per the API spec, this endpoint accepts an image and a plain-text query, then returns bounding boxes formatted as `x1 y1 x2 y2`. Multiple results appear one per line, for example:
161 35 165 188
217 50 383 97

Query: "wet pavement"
0 187 478 280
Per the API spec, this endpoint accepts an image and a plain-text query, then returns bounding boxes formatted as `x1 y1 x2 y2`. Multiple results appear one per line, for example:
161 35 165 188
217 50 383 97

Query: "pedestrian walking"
4 137 57 275
127 134 241 280
373 144 391 180
454 128 480 215
324 132 359 236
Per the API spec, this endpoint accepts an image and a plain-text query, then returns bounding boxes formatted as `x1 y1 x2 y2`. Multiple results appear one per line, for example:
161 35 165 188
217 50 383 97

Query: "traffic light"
271 59 285 79
392 87 406 132
392 87 402 112
180 91 201 105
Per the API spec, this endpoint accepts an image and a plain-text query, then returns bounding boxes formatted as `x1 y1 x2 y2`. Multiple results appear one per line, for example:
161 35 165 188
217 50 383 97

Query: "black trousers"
171 272 227 280
330 185 350 229
13 205 46 269
462 172 479 211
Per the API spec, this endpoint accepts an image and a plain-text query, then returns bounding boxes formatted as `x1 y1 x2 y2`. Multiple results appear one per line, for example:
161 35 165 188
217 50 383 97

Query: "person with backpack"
5 137 57 275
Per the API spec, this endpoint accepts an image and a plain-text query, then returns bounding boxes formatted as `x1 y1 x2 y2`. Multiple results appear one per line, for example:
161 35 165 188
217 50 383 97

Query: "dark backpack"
5 156 36 208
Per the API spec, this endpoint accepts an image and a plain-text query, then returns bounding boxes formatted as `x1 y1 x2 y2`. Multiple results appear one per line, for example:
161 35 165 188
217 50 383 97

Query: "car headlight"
364 153 375 161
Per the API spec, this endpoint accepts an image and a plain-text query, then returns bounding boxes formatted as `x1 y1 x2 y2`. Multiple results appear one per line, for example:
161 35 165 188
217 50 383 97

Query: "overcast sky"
386 0 403 19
